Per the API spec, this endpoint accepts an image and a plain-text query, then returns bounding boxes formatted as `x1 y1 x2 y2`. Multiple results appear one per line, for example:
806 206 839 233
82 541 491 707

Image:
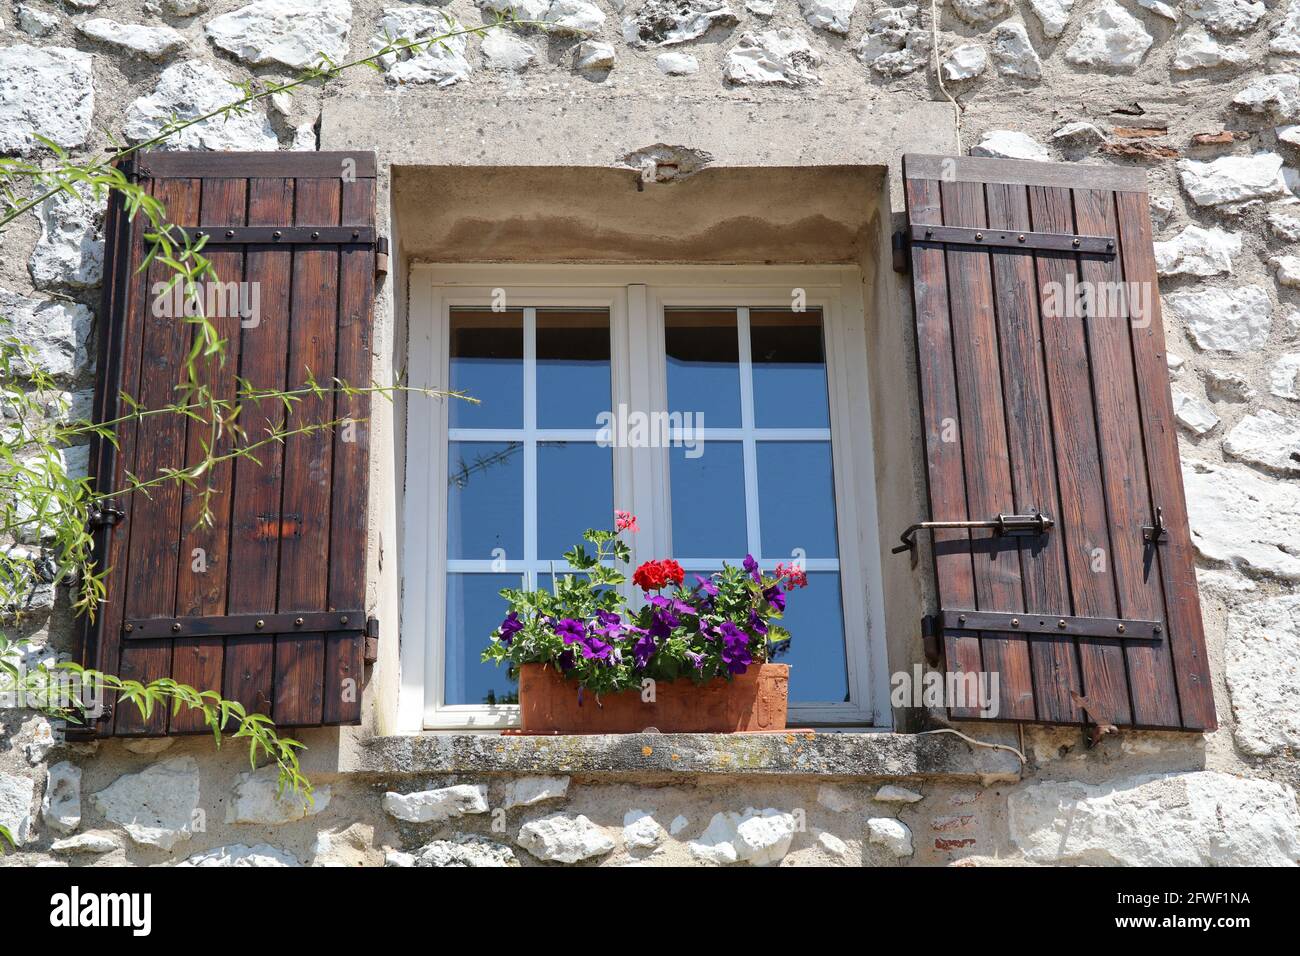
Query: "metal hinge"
894 510 1053 556
87 507 125 528
375 236 389 278
170 225 376 245
940 609 1163 641
364 615 380 664
908 224 1116 255
892 230 910 273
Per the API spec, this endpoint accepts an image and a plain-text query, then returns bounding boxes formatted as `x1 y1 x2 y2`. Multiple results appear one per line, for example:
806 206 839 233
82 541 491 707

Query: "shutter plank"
1114 192 1216 730
273 178 342 725
224 178 295 722
322 178 374 724
984 183 1081 723
1027 185 1132 728
904 176 983 718
116 177 202 735
940 180 1035 721
1074 190 1180 729
170 177 247 732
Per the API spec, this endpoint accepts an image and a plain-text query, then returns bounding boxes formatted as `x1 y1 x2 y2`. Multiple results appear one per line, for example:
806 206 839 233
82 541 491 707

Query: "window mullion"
737 306 762 561
523 306 538 588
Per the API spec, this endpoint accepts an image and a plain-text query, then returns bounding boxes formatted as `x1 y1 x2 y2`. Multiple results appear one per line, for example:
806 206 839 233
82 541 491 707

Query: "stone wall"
2 0 1299 866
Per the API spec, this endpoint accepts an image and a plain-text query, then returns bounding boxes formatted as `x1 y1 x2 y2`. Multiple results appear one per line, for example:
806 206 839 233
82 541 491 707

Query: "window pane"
670 441 746 558
666 309 741 427
750 309 830 428
537 442 613 558
537 309 611 429
445 572 520 706
771 571 848 703
447 441 523 560
448 309 523 429
757 441 839 559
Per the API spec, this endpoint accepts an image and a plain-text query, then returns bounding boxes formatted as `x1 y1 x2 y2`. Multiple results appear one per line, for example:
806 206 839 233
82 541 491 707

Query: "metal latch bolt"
894 510 1054 556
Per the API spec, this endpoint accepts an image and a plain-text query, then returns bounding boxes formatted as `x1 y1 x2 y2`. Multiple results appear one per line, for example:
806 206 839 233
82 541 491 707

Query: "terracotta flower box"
517 661 790 734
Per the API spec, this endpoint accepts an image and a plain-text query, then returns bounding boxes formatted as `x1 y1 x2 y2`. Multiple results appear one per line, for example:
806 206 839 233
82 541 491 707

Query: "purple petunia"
762 584 786 613
694 574 718 597
633 632 657 668
748 609 768 635
717 621 753 674
743 554 762 583
499 611 523 645
556 618 587 646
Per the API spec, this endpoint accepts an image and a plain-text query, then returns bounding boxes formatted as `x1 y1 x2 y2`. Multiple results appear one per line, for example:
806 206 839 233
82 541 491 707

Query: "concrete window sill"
355 731 1022 783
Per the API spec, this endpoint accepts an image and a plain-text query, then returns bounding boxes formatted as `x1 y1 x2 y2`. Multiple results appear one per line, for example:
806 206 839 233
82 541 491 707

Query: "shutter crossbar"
168 226 376 245
940 609 1162 640
123 611 366 640
909 224 1115 255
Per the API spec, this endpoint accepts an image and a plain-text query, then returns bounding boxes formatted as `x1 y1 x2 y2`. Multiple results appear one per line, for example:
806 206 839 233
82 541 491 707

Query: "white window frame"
402 264 891 731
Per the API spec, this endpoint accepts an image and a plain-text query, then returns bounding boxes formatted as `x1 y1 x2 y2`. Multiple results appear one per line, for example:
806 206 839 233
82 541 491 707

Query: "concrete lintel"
321 92 959 174
354 731 1023 783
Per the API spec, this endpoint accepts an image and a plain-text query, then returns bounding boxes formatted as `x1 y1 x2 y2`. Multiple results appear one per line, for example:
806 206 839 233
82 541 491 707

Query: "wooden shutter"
899 154 1215 732
77 151 378 736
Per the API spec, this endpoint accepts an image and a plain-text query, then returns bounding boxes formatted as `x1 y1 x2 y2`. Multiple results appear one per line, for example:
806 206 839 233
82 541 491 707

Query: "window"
404 267 888 729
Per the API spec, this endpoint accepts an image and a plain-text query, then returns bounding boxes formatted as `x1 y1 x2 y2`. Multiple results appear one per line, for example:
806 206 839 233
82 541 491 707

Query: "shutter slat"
116 177 203 735
984 182 1081 723
223 177 295 721
940 180 1035 721
904 176 985 718
78 153 376 737
170 177 248 733
902 154 1215 732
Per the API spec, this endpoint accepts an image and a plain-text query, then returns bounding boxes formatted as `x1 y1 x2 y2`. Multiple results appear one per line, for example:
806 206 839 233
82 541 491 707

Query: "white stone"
124 62 279 151
65 0 101 7
656 51 700 75
310 823 377 867
408 834 518 866
624 0 734 45
226 767 330 825
1165 285 1272 353
574 40 616 71
481 31 536 71
0 290 94 378
176 843 300 866
971 130 1049 162
866 817 913 856
727 29 823 85
1027 0 1074 39
51 832 120 855
1197 567 1256 593
688 808 797 865
1150 194 1176 226
518 813 616 863
206 0 351 70
372 10 473 86
1288 308 1300 339
479 0 550 20
1009 772 1300 865
623 809 667 848
291 122 315 151
949 0 1009 24
383 784 488 823
875 784 924 803
17 5 59 36
543 0 607 35
1204 367 1255 403
1065 1 1153 71
1172 24 1249 71
0 46 95 156
991 23 1042 81
79 18 188 60
30 186 105 292
1170 389 1220 435
503 775 569 809
1053 121 1105 148
1184 0 1264 35
1154 225 1240 278
42 762 81 834
385 849 417 867
1184 462 1300 580
799 0 856 35
1226 595 1300 757
856 5 930 77
1223 409 1300 476
747 0 775 11
1270 353 1300 400
942 43 987 81
92 757 200 851
1274 0 1300 55
1233 74 1300 123
1136 0 1177 19
1276 255 1300 290
817 784 856 812
669 814 689 834
0 774 35 846
817 830 851 859
163 0 208 12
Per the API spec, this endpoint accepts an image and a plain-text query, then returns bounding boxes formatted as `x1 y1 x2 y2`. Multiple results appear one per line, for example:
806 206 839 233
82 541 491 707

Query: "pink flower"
776 562 809 590
615 510 639 533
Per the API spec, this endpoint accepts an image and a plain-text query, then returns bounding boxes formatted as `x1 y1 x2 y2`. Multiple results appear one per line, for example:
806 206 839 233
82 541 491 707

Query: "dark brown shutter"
77 151 378 736
900 154 1215 732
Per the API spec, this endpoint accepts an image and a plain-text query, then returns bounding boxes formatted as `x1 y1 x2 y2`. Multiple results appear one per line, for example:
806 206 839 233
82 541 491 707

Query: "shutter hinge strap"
122 610 366 639
941 609 1163 641
908 224 1116 255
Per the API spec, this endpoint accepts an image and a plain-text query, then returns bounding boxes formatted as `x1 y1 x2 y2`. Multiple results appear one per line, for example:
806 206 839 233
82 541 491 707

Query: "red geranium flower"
633 560 669 591
661 559 685 586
